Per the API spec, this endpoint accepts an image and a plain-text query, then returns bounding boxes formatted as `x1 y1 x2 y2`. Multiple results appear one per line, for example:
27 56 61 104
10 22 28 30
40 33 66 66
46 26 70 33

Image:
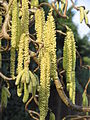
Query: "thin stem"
0 72 15 81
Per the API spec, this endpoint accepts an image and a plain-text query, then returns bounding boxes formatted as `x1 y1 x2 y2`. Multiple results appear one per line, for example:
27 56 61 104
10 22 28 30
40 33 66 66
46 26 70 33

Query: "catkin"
80 7 84 23
35 9 45 43
17 33 25 73
21 0 29 33
39 9 57 120
44 52 50 115
11 0 18 48
84 10 88 25
63 27 76 103
10 0 19 76
35 8 45 62
10 48 15 77
17 7 22 49
24 34 30 68
39 55 47 120
46 9 58 80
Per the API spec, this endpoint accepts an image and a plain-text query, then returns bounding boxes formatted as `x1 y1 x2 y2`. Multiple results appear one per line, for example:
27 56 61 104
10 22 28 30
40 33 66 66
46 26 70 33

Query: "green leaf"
50 112 55 120
82 92 88 107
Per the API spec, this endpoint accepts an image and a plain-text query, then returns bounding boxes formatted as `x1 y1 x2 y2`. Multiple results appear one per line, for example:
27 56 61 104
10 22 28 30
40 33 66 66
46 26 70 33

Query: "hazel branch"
54 78 90 112
0 1 10 40
0 72 15 81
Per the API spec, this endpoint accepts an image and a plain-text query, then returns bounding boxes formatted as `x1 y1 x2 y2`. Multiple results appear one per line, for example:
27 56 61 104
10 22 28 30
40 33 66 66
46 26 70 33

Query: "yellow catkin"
63 27 76 104
46 9 58 80
35 8 45 62
23 83 29 103
35 8 45 43
39 55 47 120
24 34 30 68
84 10 88 25
10 48 15 77
35 9 50 119
11 0 18 48
21 0 29 33
16 6 22 49
80 7 84 23
10 0 19 76
17 33 25 73
44 52 50 115
39 9 57 120
39 52 50 120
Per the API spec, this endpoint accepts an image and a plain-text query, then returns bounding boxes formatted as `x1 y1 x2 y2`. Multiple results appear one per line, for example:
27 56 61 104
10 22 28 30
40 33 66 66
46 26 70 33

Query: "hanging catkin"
39 54 47 120
35 8 45 43
10 0 19 77
10 48 15 77
17 5 22 49
44 52 50 114
35 8 45 62
24 34 30 68
16 0 30 101
63 27 76 104
21 0 29 33
17 33 25 73
46 9 58 80
39 9 57 120
11 0 18 48
37 9 51 120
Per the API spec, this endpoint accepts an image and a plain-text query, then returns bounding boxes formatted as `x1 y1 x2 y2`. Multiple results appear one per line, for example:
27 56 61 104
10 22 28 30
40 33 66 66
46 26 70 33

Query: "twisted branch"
63 115 90 120
0 72 15 81
0 1 10 40
54 79 90 112
25 96 40 120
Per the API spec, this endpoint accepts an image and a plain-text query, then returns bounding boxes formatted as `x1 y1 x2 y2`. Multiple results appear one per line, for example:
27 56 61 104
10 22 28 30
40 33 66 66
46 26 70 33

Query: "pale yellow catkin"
63 27 76 104
46 9 58 80
24 34 30 68
17 33 25 73
35 8 45 62
39 55 47 120
10 48 15 77
39 9 57 120
21 0 29 33
10 0 19 76
11 0 18 48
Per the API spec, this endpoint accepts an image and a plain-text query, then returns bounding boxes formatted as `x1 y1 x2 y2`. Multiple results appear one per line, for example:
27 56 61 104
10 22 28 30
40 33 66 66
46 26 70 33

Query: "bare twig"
64 0 68 16
56 30 66 36
84 78 90 94
25 96 40 120
39 2 67 18
0 72 15 81
70 0 79 11
76 50 82 67
63 115 90 120
0 1 10 40
28 110 40 120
